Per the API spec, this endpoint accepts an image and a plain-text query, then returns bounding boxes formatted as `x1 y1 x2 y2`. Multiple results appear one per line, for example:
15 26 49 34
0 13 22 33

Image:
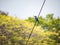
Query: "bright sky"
0 0 60 19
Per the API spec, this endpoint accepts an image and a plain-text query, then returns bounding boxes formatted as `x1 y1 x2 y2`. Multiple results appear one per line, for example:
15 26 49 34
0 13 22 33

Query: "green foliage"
26 17 35 22
27 14 60 45
0 14 60 45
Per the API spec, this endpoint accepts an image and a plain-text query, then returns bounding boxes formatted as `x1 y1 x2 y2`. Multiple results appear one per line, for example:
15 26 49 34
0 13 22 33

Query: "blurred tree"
0 13 60 45
0 10 8 16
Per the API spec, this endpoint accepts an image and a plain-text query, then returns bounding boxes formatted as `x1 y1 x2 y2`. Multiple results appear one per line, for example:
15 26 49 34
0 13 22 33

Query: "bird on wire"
34 16 39 23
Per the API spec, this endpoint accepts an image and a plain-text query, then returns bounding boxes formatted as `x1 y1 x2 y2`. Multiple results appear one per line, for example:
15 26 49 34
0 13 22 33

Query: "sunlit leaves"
0 14 60 45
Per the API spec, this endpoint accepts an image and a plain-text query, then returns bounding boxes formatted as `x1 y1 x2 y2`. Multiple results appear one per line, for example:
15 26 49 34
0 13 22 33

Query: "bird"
34 16 39 23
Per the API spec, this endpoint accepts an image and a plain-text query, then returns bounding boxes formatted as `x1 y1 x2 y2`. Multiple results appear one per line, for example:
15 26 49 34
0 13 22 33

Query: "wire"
25 22 36 45
38 0 46 18
25 0 46 45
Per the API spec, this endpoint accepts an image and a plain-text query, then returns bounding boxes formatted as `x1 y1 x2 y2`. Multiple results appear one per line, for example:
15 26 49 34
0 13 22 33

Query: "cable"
25 22 36 45
25 0 46 45
38 0 46 18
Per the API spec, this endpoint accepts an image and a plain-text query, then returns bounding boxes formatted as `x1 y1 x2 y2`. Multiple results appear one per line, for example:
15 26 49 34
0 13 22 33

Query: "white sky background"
0 0 60 19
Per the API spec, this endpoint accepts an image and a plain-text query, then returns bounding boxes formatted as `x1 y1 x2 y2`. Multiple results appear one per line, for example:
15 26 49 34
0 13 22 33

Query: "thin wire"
25 22 36 45
25 0 46 45
38 0 46 18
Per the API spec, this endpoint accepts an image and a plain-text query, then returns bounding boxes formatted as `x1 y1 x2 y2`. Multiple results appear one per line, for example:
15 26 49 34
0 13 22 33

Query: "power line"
25 22 36 45
25 0 46 45
38 0 46 18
